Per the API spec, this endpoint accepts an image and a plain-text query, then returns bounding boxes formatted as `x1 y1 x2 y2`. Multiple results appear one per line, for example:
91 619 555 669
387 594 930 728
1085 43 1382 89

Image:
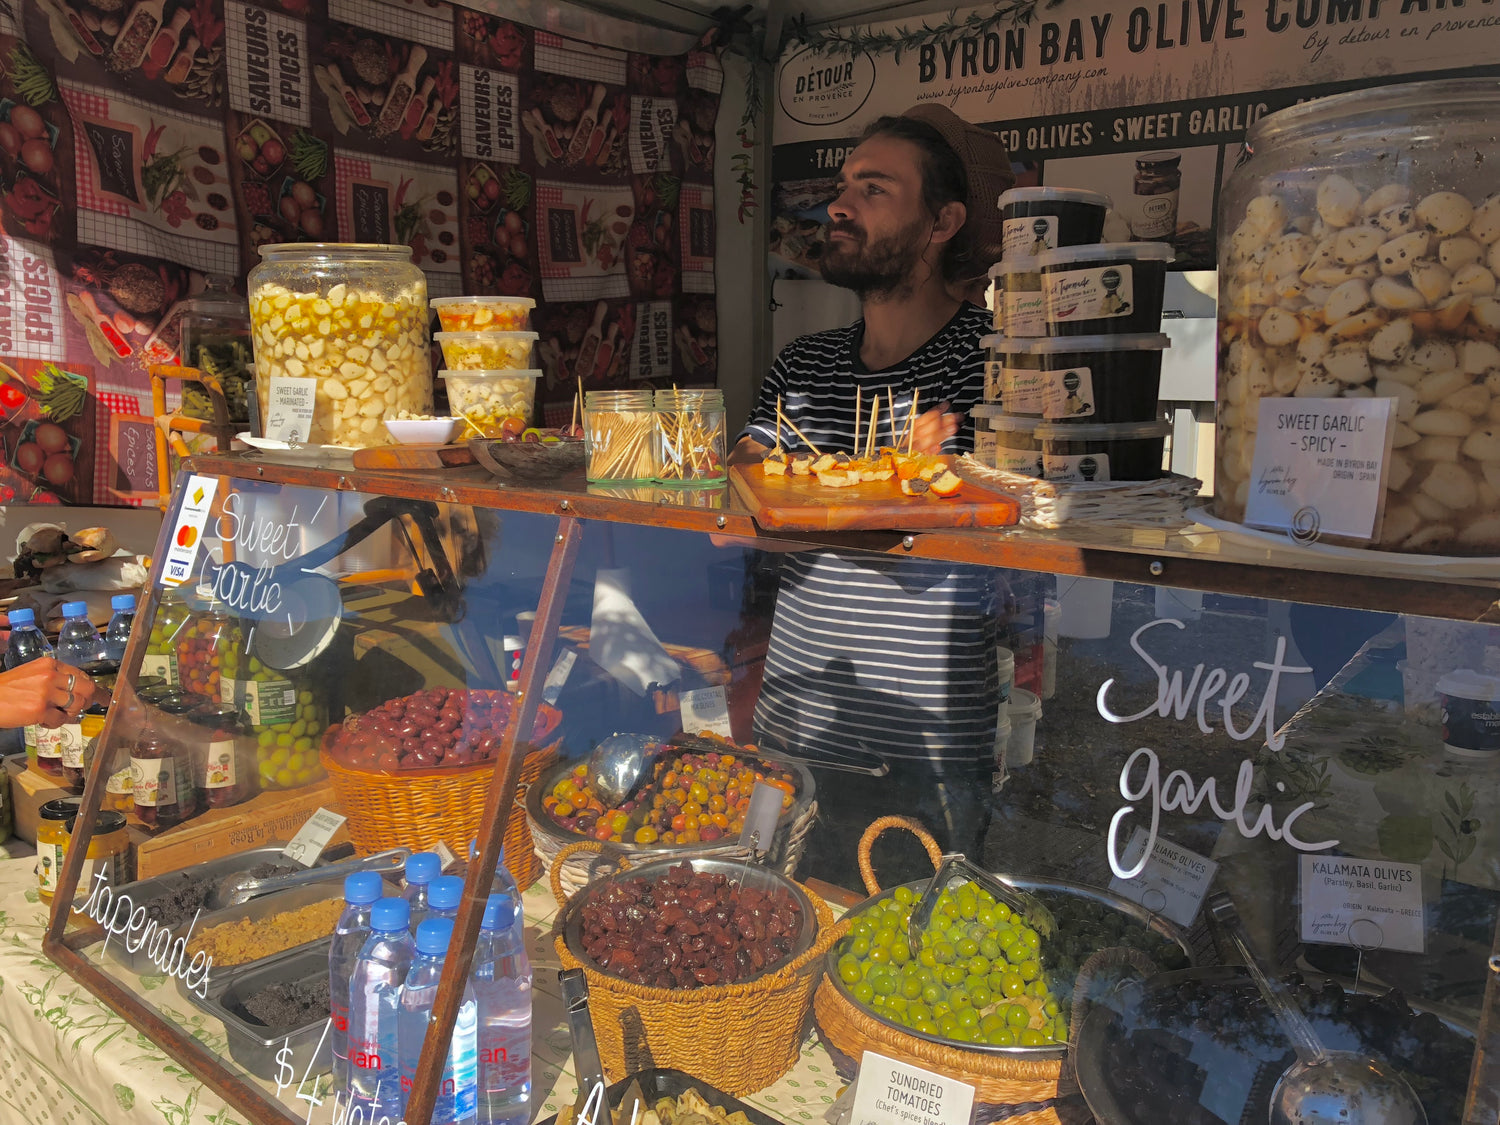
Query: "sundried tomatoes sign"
0 0 721 506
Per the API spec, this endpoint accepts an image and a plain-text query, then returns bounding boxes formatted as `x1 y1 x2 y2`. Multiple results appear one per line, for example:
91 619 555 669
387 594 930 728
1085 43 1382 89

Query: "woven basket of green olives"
824 875 1193 1056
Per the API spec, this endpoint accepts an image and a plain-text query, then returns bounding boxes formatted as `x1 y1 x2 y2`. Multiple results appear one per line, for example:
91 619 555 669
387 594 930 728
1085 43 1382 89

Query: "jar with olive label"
191 702 257 808
38 799 131 901
1128 152 1182 241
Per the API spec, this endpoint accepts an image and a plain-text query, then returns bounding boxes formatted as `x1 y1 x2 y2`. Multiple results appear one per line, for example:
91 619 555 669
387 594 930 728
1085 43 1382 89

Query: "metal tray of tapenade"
181 938 334 1081
99 846 332 974
555 856 817 988
169 881 348 996
534 1068 783 1125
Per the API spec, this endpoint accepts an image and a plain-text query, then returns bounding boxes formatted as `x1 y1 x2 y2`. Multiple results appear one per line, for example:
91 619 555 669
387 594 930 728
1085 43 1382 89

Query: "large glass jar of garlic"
1216 77 1500 556
248 244 433 447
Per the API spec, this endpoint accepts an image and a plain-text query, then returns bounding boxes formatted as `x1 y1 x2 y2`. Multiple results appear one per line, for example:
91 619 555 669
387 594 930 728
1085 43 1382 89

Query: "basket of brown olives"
551 845 839 1096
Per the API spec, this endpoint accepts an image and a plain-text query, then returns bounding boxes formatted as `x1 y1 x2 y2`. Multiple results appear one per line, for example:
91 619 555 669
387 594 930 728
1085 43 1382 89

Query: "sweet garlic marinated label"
204 739 238 789
1002 288 1046 336
1046 265 1135 323
1044 451 1111 482
1044 367 1095 420
1002 215 1057 259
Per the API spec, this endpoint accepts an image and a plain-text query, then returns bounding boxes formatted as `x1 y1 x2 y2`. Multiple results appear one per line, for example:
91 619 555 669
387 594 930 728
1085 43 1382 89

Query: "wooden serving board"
730 464 1021 532
352 443 476 470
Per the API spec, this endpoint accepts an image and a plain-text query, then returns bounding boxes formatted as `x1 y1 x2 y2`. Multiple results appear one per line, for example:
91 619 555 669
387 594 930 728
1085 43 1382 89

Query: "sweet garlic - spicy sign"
770 0 1500 274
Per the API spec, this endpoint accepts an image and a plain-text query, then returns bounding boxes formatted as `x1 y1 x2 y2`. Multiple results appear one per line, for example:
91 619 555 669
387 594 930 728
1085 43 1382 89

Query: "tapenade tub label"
1046 266 1134 323
995 367 1046 415
1045 368 1095 420
973 430 997 468
1002 288 1046 337
996 443 1044 476
1044 451 1110 482
1299 855 1424 954
1002 215 1057 259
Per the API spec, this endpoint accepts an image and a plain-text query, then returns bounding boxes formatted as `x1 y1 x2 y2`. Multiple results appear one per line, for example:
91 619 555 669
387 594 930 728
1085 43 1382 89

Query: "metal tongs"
561 969 611 1120
216 846 411 907
906 853 1056 952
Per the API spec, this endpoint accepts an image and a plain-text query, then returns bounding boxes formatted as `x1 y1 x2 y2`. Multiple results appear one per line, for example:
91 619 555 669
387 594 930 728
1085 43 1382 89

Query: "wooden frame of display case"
41 455 1500 1125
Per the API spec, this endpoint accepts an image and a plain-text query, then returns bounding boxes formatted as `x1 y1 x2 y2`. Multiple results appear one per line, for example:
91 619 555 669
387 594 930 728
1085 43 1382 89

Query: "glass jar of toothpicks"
653 388 726 484
585 388 658 482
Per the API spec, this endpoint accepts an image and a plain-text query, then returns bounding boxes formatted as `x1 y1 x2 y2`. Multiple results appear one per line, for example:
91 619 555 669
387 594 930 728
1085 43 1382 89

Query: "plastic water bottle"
468 840 521 924
398 917 478 1125
5 608 53 668
427 876 464 922
331 871 384 1092
404 851 441 930
472 894 531 1125
347 897 416 1119
56 601 105 668
103 594 136 664
6 608 54 764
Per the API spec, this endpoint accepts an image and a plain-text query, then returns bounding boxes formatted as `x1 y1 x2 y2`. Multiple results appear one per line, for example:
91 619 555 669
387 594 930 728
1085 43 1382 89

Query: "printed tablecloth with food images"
0 0 723 506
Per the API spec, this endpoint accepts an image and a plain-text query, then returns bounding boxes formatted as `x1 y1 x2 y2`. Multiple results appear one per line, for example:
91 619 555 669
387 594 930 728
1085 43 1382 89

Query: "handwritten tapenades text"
74 871 214 998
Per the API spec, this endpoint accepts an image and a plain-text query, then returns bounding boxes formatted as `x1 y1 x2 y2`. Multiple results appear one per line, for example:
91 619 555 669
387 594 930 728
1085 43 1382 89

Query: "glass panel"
51 469 1496 1123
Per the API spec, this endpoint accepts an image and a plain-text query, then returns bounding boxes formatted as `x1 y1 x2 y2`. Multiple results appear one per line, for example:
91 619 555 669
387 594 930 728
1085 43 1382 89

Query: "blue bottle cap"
415 916 456 955
61 601 88 617
405 852 441 885
111 594 136 611
482 893 515 930
427 875 463 911
370 897 410 932
8 608 34 627
344 871 383 905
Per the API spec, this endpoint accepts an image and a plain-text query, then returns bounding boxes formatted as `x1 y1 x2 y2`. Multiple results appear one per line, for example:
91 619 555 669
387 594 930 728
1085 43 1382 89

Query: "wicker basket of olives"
551 845 838 1096
524 734 817 896
811 818 1194 1125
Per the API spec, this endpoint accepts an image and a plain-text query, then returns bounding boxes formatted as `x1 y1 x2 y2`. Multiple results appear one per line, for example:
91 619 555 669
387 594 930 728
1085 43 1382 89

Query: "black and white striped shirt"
743 303 1000 773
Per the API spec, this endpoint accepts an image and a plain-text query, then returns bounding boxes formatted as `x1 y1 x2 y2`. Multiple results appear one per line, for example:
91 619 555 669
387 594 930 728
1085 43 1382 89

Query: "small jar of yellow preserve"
37 799 132 901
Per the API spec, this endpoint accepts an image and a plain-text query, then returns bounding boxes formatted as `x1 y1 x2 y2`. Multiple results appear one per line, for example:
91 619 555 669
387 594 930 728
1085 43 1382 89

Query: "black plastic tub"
1029 333 1171 424
1035 419 1172 482
998 186 1111 258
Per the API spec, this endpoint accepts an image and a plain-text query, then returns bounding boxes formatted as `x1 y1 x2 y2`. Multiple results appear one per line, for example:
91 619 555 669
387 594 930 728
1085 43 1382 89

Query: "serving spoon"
1206 894 1426 1125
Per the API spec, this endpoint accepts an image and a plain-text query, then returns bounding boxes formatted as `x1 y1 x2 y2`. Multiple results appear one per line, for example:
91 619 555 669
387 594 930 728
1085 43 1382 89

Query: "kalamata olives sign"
1096 618 1336 880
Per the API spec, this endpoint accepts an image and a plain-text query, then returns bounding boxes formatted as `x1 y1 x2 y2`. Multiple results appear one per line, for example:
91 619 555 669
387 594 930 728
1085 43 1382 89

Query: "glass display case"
41 455 1500 1125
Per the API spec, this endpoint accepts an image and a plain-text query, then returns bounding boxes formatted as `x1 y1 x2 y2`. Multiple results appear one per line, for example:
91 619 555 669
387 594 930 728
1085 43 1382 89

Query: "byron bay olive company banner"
771 0 1500 278
0 0 721 507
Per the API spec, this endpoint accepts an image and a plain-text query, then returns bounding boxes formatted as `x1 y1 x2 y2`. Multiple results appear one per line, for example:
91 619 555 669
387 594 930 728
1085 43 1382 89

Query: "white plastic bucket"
996 646 1015 707
1006 688 1043 767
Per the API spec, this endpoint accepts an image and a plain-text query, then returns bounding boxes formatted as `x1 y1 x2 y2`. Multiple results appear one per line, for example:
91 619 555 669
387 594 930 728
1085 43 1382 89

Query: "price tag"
849 1050 974 1125
265 376 317 442
435 839 458 870
1244 396 1394 541
160 474 219 587
679 685 732 738
1107 826 1219 927
542 648 577 706
282 807 347 867
1299 854 1424 954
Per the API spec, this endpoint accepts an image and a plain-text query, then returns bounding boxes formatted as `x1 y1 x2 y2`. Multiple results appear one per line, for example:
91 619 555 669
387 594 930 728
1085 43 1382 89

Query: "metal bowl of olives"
556 856 818 990
822 874 1196 1060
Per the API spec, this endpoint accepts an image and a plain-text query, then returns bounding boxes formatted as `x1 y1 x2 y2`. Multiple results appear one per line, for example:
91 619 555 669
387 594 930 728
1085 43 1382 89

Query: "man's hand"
0 658 95 729
909 401 963 455
728 435 769 467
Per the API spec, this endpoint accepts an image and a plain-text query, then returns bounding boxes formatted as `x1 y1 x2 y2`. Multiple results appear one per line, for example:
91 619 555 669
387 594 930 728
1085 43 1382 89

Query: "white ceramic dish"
384 417 463 445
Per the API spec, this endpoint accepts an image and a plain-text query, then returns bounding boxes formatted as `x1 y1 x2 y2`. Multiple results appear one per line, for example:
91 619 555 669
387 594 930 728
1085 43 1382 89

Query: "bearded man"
729 106 1015 885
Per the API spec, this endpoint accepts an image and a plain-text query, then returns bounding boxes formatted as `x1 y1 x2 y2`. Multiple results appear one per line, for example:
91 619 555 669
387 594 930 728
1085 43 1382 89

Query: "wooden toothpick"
907 388 919 456
853 387 861 460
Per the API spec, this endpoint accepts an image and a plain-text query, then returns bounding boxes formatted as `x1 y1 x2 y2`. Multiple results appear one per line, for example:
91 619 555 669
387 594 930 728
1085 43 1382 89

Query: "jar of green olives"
219 624 325 789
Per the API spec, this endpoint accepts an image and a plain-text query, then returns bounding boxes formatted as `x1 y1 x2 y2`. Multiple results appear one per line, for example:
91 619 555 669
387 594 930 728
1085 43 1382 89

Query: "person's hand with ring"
0 658 96 729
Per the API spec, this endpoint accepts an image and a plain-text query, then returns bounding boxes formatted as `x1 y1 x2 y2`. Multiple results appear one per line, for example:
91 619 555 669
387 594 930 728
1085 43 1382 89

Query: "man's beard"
819 217 930 298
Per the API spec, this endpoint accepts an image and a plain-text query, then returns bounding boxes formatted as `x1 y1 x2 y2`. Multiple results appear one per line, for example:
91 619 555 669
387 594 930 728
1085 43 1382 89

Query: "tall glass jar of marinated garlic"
1215 78 1500 556
247 244 433 447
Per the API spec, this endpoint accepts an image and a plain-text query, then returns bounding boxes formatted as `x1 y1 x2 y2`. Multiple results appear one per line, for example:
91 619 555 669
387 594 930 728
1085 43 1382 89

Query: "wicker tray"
550 840 838 1096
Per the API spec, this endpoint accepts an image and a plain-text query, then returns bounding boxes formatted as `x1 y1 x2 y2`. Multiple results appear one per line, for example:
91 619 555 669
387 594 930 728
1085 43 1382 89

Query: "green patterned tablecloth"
0 843 846 1125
